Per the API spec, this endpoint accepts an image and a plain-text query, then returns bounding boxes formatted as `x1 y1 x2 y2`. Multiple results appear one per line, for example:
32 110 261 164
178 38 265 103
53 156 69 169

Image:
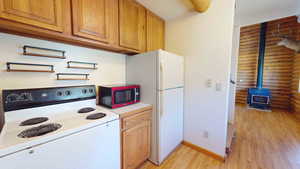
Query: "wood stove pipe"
256 22 268 88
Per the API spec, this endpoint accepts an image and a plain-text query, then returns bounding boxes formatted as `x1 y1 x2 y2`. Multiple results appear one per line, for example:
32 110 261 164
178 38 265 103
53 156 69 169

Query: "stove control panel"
2 85 96 112
5 93 33 103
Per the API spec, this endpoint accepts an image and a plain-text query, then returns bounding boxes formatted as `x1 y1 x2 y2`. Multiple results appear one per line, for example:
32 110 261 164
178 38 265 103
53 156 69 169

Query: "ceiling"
236 0 300 26
137 0 300 26
236 0 299 17
136 0 193 21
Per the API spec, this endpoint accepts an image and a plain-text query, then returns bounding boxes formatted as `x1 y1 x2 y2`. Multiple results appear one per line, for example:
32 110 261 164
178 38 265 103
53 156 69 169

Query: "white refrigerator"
126 50 184 165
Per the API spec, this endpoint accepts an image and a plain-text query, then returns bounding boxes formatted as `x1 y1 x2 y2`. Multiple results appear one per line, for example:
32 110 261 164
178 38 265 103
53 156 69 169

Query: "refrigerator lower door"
158 87 184 164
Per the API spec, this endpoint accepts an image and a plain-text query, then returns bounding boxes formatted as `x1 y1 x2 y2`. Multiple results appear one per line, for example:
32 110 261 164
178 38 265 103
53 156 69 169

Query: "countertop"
99 103 152 118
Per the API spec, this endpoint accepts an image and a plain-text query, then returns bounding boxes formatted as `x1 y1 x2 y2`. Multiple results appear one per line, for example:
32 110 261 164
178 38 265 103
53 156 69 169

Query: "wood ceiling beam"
190 0 211 13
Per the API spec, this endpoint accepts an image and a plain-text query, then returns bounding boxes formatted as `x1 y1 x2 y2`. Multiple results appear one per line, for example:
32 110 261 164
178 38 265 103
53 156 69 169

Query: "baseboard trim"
148 142 183 166
182 141 225 162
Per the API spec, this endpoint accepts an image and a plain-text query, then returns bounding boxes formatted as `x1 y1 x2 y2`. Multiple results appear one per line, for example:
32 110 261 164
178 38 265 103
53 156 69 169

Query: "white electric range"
0 85 120 169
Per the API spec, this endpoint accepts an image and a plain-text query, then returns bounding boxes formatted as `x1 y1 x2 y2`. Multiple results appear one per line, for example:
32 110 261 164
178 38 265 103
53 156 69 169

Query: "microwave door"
114 89 134 105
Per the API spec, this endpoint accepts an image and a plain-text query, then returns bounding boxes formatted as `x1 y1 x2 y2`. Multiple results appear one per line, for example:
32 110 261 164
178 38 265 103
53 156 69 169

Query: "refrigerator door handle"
160 92 164 117
160 62 164 90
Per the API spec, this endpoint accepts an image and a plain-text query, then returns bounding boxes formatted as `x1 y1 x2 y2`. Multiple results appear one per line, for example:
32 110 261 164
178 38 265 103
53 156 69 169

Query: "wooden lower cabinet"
121 109 151 169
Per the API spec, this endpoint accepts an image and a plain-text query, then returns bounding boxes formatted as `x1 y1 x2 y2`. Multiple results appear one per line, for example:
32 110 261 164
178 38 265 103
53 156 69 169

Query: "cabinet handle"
29 150 34 154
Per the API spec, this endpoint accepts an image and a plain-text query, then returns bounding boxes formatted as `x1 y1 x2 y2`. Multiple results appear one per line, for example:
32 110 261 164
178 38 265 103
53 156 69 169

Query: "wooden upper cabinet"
119 0 146 52
146 10 165 51
71 0 119 44
0 0 64 32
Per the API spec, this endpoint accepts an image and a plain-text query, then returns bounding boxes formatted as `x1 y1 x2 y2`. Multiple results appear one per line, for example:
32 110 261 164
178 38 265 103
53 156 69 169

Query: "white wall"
228 26 240 124
165 0 236 157
0 33 126 90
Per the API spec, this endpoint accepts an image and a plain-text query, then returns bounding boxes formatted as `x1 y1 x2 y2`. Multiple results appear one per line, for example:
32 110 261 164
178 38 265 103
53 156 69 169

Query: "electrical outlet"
203 131 209 138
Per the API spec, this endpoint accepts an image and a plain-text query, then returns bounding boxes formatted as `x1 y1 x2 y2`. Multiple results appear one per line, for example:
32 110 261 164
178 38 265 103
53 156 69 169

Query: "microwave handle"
134 88 138 102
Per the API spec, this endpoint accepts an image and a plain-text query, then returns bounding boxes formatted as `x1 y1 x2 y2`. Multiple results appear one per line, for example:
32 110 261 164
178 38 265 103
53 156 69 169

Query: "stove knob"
65 90 71 96
82 89 88 94
57 91 63 96
89 89 94 93
21 94 28 100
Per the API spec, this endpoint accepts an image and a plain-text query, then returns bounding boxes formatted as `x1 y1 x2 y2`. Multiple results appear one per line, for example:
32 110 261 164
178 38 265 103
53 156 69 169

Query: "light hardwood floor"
141 104 300 169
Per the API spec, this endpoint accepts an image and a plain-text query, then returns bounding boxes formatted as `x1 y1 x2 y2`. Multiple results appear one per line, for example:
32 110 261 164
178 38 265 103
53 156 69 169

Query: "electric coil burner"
247 22 272 110
78 107 95 113
20 117 49 126
18 123 62 138
86 113 106 120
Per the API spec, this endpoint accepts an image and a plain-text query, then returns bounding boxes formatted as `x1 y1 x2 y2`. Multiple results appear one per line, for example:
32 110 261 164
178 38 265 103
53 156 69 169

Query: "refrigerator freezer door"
159 51 184 90
158 87 184 164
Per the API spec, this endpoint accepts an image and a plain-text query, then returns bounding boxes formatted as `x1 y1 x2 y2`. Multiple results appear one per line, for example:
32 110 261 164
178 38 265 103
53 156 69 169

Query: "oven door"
112 88 138 108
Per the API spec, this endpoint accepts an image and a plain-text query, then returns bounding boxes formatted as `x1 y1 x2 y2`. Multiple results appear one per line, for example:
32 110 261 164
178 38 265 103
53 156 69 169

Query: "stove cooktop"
0 86 119 156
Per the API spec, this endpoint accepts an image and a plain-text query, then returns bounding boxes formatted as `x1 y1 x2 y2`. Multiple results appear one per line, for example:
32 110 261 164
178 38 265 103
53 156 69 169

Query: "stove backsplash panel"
2 85 96 112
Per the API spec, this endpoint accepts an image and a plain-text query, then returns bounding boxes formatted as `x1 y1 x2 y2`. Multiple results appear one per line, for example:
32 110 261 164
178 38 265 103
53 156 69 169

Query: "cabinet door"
71 0 118 44
0 0 64 32
122 121 151 169
119 0 146 52
146 10 165 51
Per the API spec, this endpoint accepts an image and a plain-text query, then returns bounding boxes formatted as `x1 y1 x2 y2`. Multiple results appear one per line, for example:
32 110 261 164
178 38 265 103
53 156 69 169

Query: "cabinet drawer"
122 110 151 130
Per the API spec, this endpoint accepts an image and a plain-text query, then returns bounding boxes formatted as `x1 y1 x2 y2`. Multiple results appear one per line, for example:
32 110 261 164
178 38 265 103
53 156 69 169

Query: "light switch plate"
216 82 222 91
206 79 212 88
203 131 209 138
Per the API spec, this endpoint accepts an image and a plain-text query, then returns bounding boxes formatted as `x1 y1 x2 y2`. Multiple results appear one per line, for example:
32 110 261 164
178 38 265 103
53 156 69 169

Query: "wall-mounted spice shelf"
56 73 89 80
6 62 55 73
67 61 97 70
23 45 66 59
